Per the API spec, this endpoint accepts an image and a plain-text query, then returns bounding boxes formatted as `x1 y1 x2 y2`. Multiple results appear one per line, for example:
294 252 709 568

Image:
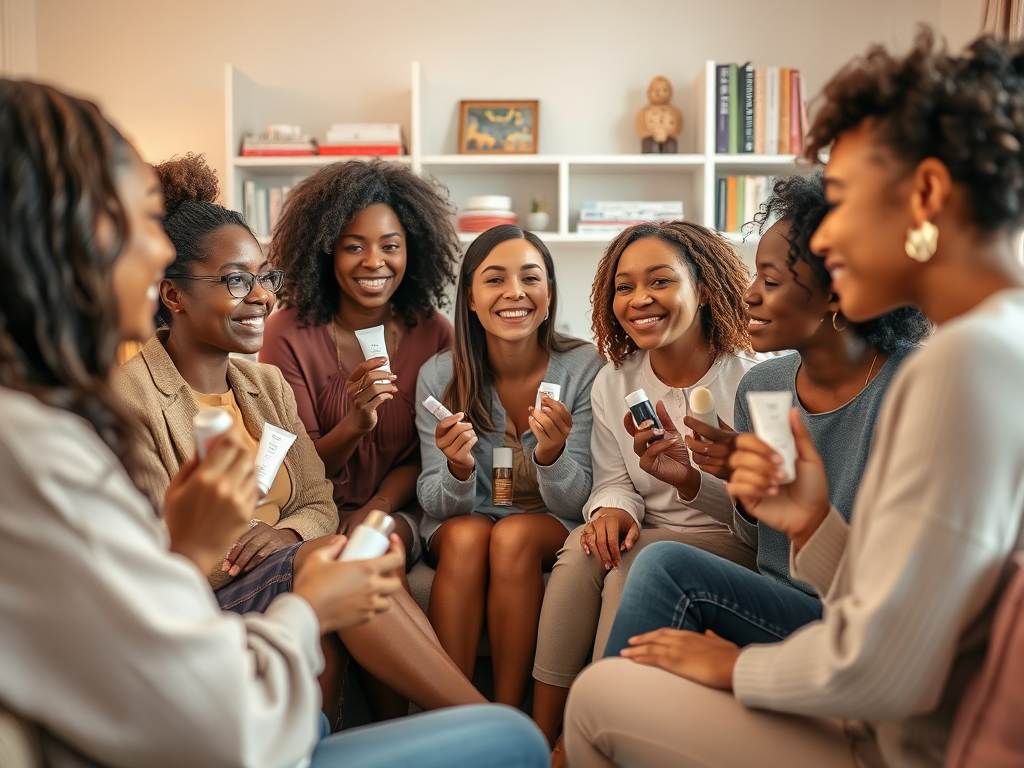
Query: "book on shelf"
716 175 776 233
320 123 405 156
577 200 683 234
713 61 807 155
243 183 293 239
240 132 316 157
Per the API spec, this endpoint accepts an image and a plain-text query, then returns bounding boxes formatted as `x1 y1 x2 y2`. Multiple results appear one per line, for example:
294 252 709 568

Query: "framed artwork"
458 100 539 154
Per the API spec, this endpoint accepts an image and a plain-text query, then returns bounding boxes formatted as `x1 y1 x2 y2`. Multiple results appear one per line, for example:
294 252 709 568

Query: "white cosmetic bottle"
339 510 396 562
193 408 233 460
688 387 719 432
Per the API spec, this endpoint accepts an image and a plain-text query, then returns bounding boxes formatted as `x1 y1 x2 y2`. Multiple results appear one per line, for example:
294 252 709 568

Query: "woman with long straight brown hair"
415 224 603 709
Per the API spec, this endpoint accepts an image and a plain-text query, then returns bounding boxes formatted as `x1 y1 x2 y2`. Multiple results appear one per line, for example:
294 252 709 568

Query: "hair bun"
153 152 219 213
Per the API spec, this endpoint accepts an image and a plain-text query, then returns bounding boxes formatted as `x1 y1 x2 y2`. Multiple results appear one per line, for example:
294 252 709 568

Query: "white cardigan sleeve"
0 399 323 768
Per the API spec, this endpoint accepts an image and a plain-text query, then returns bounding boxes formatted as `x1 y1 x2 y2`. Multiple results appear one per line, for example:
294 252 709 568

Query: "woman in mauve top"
261 160 461 570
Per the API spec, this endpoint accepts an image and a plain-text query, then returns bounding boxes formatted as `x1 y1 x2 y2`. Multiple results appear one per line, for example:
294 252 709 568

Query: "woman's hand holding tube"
624 402 701 501
435 412 477 481
293 534 405 633
530 395 572 466
727 408 830 549
164 430 259 574
342 357 398 434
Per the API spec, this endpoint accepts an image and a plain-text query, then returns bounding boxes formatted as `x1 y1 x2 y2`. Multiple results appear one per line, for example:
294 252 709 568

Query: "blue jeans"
311 705 549 768
604 541 822 657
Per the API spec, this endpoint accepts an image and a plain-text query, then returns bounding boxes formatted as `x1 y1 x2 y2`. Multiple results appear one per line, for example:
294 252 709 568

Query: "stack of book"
716 175 775 233
577 201 684 236
240 126 316 157
715 63 809 155
243 182 293 239
319 123 405 156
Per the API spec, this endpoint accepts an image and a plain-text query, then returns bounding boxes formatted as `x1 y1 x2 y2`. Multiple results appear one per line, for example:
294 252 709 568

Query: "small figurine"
636 76 682 153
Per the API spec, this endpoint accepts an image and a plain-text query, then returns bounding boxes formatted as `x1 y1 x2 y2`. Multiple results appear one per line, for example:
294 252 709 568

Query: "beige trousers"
533 525 756 687
565 658 884 768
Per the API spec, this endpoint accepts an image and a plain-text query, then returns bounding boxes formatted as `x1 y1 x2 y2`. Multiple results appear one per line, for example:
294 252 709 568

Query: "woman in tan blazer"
113 153 482 728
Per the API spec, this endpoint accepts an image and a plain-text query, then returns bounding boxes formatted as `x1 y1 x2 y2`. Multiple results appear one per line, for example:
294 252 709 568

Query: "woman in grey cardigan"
416 225 603 710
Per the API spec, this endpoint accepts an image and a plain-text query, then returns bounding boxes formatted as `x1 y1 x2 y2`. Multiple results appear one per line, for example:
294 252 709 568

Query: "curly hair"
753 172 932 353
269 160 460 328
0 79 137 466
590 220 752 366
806 28 1024 232
152 153 251 325
443 225 587 432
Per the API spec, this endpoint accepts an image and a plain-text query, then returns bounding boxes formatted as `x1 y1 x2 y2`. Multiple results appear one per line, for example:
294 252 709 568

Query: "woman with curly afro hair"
567 29 1024 768
261 160 460 580
531 219 760 750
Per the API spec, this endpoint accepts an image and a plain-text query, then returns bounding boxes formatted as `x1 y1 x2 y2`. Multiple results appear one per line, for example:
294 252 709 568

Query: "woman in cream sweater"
567 30 1024 768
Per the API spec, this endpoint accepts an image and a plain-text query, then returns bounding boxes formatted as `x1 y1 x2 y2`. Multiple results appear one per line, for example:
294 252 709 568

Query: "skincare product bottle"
746 391 797 483
338 510 396 562
688 386 719 431
493 447 513 507
422 395 454 421
354 325 392 384
193 408 233 460
624 388 665 439
534 382 561 411
254 423 297 496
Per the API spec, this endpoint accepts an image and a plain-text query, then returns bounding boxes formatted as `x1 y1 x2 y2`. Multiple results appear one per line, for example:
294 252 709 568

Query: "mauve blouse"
260 306 453 513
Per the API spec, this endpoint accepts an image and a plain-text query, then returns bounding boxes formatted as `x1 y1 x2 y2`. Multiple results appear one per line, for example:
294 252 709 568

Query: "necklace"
864 352 879 388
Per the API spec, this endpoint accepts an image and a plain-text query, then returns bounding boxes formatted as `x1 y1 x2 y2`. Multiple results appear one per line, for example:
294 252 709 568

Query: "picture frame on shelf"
458 100 538 154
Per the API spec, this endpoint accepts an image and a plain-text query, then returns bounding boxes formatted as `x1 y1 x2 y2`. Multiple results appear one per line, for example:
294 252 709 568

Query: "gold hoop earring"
905 221 938 263
832 311 849 332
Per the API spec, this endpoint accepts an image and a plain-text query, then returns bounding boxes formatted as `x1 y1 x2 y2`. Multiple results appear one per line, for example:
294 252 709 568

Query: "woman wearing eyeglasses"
113 153 485 727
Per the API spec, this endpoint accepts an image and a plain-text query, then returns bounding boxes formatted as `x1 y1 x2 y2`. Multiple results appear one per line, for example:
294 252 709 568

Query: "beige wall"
22 0 979 180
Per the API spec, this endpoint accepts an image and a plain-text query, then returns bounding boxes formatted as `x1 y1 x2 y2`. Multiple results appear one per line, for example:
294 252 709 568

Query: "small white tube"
423 395 453 421
689 386 719 430
339 510 396 562
745 392 796 484
354 325 391 384
254 423 297 495
534 382 561 411
193 408 233 460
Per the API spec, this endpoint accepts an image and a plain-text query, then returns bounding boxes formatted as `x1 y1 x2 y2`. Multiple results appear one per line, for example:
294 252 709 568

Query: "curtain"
982 0 1024 40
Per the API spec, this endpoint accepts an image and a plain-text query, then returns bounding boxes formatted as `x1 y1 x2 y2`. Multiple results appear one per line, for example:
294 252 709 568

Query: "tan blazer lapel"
141 332 199 470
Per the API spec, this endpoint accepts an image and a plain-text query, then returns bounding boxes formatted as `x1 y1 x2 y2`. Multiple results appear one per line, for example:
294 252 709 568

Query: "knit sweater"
415 343 604 541
732 343 916 594
113 331 339 590
733 289 1024 768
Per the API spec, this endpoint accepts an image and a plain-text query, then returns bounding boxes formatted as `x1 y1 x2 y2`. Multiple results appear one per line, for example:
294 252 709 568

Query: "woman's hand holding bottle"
435 411 477 481
529 394 573 466
624 401 702 501
343 357 398 433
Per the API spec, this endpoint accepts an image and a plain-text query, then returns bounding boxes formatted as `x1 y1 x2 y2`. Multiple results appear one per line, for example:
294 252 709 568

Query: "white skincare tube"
423 395 453 421
254 423 297 496
688 386 719 431
193 408 233 460
339 510 396 562
354 325 391 384
534 382 561 411
745 392 796 484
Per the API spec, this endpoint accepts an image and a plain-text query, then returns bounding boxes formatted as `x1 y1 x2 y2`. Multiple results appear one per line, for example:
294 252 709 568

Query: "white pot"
526 211 550 232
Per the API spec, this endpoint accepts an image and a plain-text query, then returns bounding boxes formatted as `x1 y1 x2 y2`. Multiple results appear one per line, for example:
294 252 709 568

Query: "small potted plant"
526 197 550 232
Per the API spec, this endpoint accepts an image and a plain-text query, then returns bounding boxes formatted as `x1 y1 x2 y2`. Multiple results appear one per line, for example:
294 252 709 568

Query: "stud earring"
905 221 938 263
832 312 848 332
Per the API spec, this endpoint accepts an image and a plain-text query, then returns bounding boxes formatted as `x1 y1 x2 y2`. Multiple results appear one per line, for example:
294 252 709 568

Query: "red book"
318 145 403 156
790 70 802 155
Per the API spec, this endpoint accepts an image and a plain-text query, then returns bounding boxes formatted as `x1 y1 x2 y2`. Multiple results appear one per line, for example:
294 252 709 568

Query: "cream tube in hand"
193 408 233 461
688 387 719 432
339 510 396 562
354 325 392 384
534 382 560 411
745 391 796 484
423 395 453 421
255 423 297 496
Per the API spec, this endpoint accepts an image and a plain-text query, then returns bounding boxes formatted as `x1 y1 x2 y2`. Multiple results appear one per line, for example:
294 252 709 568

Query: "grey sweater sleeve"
533 347 603 521
415 354 478 520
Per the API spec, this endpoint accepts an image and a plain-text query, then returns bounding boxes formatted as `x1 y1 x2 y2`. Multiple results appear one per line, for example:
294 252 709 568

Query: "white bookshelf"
225 61 810 338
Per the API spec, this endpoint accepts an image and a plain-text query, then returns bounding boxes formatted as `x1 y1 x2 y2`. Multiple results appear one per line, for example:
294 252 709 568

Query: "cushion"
945 550 1024 768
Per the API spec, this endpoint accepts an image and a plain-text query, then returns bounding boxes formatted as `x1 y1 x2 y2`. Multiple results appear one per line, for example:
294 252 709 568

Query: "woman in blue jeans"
0 78 547 768
608 171 929 651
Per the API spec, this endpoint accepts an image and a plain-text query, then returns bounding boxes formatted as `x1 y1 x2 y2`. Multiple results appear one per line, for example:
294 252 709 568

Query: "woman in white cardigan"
567 31 1024 768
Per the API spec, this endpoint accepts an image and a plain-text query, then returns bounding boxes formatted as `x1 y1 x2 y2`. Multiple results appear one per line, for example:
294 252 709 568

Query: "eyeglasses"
173 270 284 298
